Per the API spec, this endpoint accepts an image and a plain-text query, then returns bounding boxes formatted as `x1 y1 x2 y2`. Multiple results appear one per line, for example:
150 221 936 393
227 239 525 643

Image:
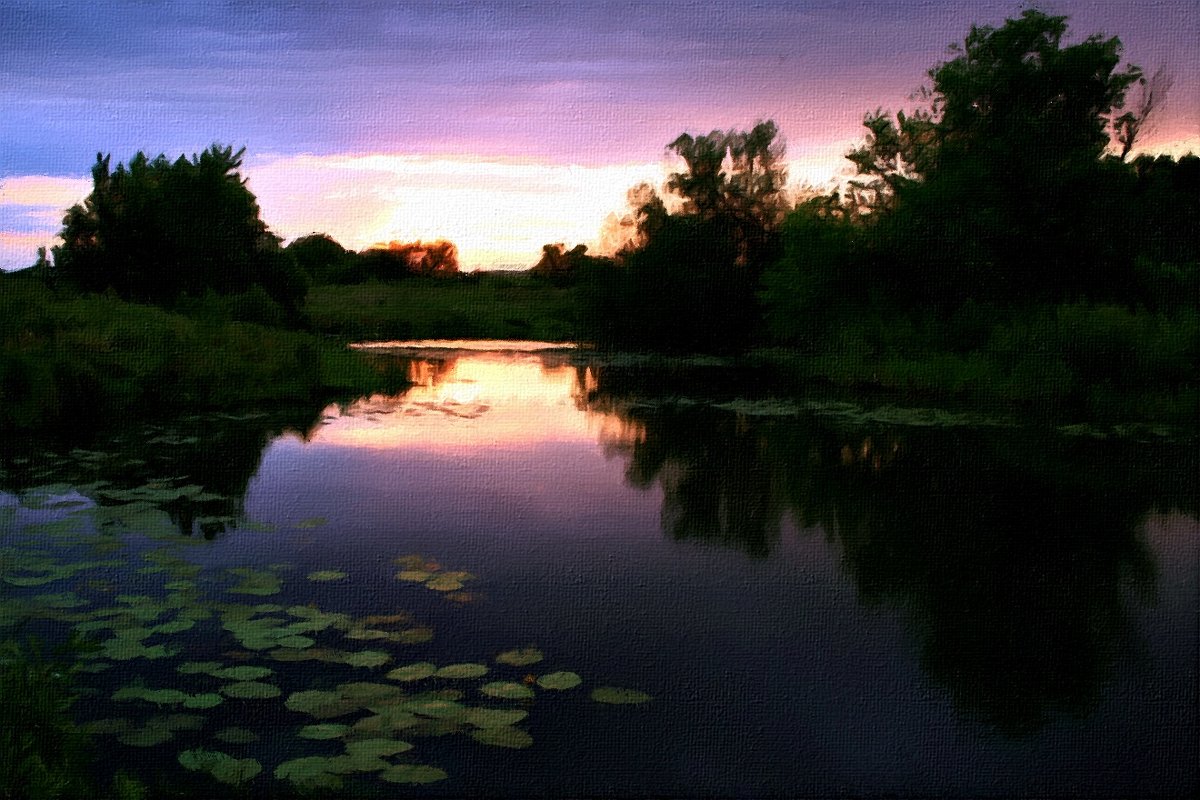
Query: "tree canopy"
53 145 304 310
578 121 790 352
838 9 1158 304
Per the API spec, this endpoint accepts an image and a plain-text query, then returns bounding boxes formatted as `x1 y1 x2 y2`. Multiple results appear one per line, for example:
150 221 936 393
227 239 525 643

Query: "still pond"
1 341 1196 797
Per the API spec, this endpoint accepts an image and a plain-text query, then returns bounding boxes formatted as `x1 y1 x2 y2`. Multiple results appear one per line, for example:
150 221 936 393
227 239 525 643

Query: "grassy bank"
0 278 403 431
304 272 577 342
752 302 1199 426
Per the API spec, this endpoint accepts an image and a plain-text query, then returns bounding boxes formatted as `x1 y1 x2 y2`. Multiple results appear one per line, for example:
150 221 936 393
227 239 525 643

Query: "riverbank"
0 278 405 432
304 273 577 342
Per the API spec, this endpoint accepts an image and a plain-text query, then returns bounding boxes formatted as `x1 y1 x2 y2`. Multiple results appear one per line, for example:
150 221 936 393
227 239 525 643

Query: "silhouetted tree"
530 243 614 286
285 233 355 286
353 240 460 282
579 122 788 352
54 145 306 312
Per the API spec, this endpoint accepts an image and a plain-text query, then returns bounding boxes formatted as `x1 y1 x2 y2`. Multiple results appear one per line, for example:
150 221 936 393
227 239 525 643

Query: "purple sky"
1 0 1196 268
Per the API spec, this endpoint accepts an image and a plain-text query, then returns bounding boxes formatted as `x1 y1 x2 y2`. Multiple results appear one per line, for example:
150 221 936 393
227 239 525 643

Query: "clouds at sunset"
1 0 1196 268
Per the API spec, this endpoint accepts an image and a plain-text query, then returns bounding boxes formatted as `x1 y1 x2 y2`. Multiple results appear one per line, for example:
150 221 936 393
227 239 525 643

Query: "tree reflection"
0 404 330 538
578 362 1196 734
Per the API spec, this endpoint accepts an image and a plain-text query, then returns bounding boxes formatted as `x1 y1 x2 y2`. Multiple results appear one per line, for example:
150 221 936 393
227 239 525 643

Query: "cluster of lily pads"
1 488 653 792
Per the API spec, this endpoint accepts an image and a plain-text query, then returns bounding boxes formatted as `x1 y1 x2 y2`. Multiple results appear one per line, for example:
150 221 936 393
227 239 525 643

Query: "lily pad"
112 686 189 706
378 764 448 784
344 738 414 758
275 756 345 790
341 650 391 668
178 748 261 785
213 665 273 681
307 569 347 582
274 635 316 649
227 568 282 596
537 671 582 690
177 661 223 675
495 647 543 666
400 698 469 719
434 663 488 679
590 686 653 705
463 708 528 729
285 690 360 719
182 693 224 710
470 726 533 749
298 723 350 740
480 681 534 700
423 575 463 592
395 569 433 582
221 681 281 700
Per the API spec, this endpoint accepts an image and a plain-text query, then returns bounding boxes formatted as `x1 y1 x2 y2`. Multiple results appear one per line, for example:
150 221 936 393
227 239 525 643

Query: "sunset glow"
308 351 630 451
1 0 1196 270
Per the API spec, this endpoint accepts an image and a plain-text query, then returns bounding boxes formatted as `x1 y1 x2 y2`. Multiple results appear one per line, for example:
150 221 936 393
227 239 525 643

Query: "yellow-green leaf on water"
395 627 434 644
378 764 448 784
590 686 652 705
434 663 488 679
112 687 189 705
177 661 223 675
463 708 528 729
423 575 463 592
213 665 273 681
344 738 414 758
350 711 420 736
400 698 468 719
274 756 345 789
395 570 433 582
341 650 391 668
335 682 405 707
537 671 582 690
495 647 543 666
480 681 534 700
178 748 261 785
470 726 533 749
284 690 359 719
274 635 315 649
295 517 328 529
307 570 347 582
298 723 349 740
182 693 223 710
221 681 281 700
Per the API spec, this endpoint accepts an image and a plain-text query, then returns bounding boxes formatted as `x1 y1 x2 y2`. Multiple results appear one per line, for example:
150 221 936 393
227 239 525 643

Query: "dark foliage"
53 145 306 314
579 121 787 352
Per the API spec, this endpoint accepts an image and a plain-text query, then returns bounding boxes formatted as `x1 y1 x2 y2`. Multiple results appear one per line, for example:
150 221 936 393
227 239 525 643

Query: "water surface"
2 342 1196 797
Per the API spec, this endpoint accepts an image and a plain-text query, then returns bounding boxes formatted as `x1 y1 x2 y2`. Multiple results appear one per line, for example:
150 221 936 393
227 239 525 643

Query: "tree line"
564 9 1197 353
25 9 1200 362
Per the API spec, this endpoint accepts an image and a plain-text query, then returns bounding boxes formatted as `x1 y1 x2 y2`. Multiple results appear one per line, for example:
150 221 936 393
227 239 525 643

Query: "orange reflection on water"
311 349 628 451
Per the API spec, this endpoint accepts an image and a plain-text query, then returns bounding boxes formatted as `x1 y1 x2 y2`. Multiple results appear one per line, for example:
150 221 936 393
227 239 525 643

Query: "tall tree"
54 145 304 309
843 9 1147 303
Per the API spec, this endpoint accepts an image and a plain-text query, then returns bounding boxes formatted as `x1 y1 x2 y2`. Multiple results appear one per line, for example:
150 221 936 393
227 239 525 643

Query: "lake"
2 340 1196 797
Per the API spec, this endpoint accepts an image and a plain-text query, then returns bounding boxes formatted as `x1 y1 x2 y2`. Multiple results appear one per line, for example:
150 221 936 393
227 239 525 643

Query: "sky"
1 0 1196 270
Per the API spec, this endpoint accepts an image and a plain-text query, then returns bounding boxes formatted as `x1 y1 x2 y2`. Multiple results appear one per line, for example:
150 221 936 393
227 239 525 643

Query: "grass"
0 278 404 432
304 272 578 342
753 302 1199 426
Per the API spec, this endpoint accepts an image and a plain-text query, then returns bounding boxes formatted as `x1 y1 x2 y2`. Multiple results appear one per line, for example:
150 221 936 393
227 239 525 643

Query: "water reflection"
575 357 1197 734
3 345 1195 744
0 405 329 537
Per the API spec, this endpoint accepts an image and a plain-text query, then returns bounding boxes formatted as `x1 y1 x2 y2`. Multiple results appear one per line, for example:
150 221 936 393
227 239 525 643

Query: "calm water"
2 341 1197 798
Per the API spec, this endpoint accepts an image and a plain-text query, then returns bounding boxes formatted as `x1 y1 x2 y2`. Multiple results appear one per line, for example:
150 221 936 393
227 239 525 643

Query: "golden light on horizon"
307 352 634 451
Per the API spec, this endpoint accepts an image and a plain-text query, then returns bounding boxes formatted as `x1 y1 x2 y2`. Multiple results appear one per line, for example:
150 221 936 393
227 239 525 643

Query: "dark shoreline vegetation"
3 10 1197 435
0 12 1197 793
